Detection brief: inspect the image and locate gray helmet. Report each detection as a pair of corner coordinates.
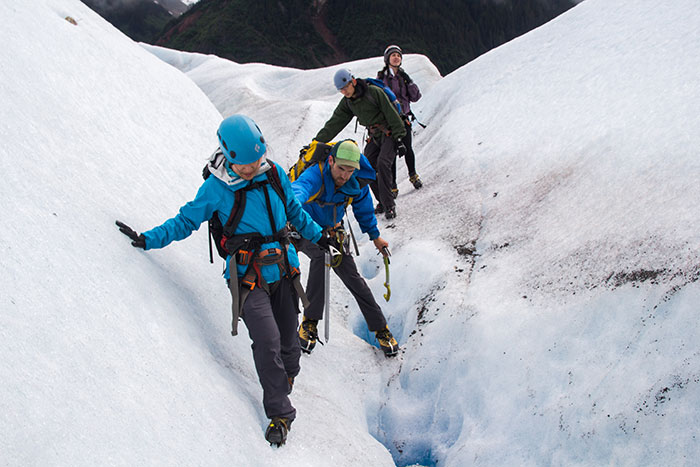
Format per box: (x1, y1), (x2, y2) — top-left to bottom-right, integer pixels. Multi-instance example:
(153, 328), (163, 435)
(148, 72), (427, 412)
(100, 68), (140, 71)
(334, 68), (354, 90)
(383, 44), (403, 65)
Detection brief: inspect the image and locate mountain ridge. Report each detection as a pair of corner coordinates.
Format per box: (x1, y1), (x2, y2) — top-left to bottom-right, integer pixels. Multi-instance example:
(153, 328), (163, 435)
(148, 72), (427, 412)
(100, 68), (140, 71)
(86, 0), (578, 75)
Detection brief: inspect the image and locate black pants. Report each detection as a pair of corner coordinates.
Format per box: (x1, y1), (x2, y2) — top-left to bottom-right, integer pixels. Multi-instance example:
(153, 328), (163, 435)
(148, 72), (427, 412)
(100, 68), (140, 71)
(392, 120), (416, 188)
(364, 134), (398, 210)
(298, 238), (387, 332)
(240, 277), (300, 420)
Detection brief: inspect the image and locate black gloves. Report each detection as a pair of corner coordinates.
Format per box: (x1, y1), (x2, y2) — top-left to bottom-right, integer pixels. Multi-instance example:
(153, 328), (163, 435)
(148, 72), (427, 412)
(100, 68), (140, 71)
(398, 69), (413, 84)
(316, 234), (331, 252)
(396, 139), (408, 158)
(115, 220), (146, 249)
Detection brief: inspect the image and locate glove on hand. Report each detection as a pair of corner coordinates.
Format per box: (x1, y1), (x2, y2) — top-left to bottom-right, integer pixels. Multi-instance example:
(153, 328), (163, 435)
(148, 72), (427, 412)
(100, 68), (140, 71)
(316, 234), (331, 252)
(116, 220), (146, 249)
(396, 139), (408, 158)
(398, 69), (412, 84)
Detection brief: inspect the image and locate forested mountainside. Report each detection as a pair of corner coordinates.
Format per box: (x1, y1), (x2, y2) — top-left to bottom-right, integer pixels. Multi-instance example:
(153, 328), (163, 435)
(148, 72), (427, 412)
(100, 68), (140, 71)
(91, 0), (577, 75)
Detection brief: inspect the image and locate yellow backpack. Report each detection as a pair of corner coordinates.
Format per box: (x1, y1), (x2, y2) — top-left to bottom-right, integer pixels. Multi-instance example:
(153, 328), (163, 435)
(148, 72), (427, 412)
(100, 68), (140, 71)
(288, 140), (358, 207)
(288, 140), (337, 183)
(288, 140), (335, 204)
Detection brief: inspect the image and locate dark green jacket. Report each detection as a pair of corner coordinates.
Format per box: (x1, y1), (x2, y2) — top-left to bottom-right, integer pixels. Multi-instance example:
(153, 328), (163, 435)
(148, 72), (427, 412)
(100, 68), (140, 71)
(314, 79), (406, 143)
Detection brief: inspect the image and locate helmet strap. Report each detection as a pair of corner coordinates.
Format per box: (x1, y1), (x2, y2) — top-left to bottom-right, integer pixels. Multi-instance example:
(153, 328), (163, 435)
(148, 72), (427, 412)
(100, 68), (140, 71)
(224, 159), (237, 178)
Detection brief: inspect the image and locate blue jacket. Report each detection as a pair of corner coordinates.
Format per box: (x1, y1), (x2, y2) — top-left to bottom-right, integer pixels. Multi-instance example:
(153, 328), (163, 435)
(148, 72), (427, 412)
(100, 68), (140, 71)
(142, 160), (323, 282)
(292, 154), (380, 240)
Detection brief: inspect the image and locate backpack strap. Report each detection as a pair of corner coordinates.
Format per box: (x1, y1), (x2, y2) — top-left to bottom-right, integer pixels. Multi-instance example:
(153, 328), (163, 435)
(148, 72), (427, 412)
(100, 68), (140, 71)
(347, 86), (393, 141)
(262, 162), (309, 307)
(222, 188), (247, 241)
(346, 87), (377, 115)
(265, 160), (290, 220)
(303, 162), (353, 212)
(221, 160), (286, 243)
(311, 196), (352, 209)
(223, 161), (310, 336)
(304, 163), (325, 204)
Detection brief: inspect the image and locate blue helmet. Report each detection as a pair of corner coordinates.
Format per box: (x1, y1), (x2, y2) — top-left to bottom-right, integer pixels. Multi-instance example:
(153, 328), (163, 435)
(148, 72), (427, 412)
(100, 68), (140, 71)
(334, 68), (354, 90)
(216, 114), (267, 165)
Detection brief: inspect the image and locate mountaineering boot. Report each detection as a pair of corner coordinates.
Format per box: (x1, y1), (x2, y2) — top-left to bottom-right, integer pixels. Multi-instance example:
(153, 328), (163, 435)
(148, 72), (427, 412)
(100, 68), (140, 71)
(409, 173), (423, 189)
(375, 326), (399, 357)
(265, 417), (292, 446)
(374, 203), (385, 214)
(298, 317), (318, 354)
(385, 207), (397, 220)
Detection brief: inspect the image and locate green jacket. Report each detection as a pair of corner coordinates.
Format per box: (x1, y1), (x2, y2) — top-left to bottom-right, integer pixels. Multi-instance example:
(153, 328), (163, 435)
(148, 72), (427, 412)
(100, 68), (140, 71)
(314, 79), (406, 143)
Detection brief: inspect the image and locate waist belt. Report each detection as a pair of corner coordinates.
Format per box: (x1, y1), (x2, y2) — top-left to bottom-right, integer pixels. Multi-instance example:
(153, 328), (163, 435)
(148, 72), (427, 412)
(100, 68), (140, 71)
(369, 123), (392, 139)
(228, 240), (309, 336)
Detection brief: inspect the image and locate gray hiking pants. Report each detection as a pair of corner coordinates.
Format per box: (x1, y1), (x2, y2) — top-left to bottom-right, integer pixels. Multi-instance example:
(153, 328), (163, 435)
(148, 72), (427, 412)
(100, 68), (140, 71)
(298, 237), (387, 332)
(364, 135), (398, 211)
(240, 277), (300, 420)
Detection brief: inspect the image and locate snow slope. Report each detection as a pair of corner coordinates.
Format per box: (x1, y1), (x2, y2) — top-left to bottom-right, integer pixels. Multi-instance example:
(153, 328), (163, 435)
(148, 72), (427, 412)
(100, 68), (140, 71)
(2, 0), (699, 466)
(1, 2), (392, 466)
(144, 43), (442, 163)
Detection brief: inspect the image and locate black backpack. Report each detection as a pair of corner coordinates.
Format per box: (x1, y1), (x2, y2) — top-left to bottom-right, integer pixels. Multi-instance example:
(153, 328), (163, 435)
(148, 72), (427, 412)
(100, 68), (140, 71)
(202, 153), (286, 262)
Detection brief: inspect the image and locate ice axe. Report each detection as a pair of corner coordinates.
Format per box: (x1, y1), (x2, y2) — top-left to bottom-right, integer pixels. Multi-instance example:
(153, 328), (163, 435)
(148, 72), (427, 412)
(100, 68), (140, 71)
(343, 207), (360, 256)
(407, 111), (427, 129)
(324, 250), (331, 342)
(322, 244), (341, 343)
(382, 247), (391, 302)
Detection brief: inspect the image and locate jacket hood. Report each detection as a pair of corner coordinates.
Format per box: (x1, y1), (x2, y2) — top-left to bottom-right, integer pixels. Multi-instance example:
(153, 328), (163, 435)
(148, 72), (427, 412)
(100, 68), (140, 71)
(206, 149), (271, 189)
(324, 153), (375, 199)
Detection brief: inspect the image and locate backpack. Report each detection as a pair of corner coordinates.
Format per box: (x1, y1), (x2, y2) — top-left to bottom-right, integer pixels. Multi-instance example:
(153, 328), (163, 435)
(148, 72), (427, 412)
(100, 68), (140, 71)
(202, 152), (286, 262)
(363, 77), (403, 116)
(288, 140), (358, 208)
(288, 140), (337, 183)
